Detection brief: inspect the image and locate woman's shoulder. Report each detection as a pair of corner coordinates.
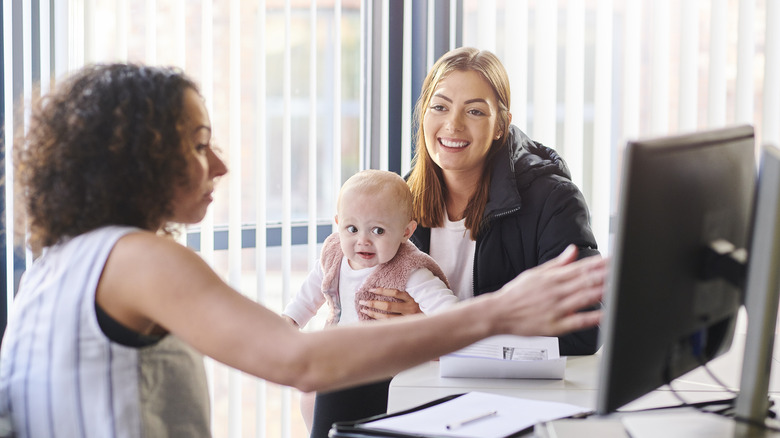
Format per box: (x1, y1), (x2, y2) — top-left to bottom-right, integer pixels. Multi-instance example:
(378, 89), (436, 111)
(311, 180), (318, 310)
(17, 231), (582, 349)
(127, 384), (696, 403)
(110, 228), (192, 259)
(517, 172), (587, 211)
(95, 229), (204, 291)
(505, 129), (572, 190)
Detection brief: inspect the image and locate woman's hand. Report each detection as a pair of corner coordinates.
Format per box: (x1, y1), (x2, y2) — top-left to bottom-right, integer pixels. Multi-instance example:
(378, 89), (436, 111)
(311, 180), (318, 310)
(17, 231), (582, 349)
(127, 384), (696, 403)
(359, 288), (422, 319)
(486, 245), (607, 337)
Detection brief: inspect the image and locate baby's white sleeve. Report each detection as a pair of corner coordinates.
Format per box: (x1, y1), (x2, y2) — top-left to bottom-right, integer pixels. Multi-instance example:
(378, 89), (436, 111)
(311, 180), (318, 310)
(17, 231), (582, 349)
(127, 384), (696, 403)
(405, 268), (459, 314)
(282, 262), (327, 327)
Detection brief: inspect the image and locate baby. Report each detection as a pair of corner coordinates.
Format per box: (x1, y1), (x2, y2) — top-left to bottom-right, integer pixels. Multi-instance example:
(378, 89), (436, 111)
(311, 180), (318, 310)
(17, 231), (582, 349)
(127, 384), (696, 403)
(283, 169), (458, 327)
(282, 169), (458, 431)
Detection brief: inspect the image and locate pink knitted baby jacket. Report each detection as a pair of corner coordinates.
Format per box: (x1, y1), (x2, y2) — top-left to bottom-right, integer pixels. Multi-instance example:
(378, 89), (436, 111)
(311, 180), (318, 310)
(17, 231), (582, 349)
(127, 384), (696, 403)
(319, 233), (450, 324)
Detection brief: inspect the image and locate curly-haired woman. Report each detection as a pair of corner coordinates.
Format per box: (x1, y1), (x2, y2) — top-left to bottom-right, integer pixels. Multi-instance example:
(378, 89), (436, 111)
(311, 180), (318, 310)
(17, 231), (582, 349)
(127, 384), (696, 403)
(0, 63), (605, 438)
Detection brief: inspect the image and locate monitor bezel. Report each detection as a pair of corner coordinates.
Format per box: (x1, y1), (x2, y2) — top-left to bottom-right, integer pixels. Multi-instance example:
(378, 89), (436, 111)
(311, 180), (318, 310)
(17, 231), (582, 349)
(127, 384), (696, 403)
(734, 143), (780, 424)
(596, 124), (756, 415)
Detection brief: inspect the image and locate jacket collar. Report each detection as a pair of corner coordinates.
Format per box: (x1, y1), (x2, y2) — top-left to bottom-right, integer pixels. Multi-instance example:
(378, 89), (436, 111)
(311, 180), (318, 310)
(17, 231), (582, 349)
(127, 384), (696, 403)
(484, 125), (573, 218)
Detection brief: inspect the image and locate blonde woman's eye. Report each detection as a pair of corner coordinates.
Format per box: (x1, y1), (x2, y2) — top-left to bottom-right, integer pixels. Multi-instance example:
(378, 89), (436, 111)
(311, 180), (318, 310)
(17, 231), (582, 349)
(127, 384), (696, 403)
(372, 227), (385, 235)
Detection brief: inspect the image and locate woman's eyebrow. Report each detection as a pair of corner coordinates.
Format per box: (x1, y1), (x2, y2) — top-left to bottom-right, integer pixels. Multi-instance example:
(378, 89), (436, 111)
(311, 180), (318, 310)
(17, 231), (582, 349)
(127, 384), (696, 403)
(193, 126), (212, 141)
(431, 93), (452, 103)
(431, 93), (488, 106)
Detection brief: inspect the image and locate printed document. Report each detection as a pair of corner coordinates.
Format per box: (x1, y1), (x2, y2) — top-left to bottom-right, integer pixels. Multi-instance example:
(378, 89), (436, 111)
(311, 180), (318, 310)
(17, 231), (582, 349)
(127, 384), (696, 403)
(440, 335), (565, 379)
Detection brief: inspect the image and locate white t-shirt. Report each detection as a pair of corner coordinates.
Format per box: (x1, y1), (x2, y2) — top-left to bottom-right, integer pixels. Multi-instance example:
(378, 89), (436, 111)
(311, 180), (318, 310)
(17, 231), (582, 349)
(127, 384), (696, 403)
(337, 259), (376, 323)
(429, 216), (477, 300)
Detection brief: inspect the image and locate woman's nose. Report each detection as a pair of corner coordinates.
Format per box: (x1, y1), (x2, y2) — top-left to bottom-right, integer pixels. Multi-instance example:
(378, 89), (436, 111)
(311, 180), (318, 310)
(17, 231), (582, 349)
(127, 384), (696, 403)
(209, 149), (228, 177)
(446, 112), (464, 132)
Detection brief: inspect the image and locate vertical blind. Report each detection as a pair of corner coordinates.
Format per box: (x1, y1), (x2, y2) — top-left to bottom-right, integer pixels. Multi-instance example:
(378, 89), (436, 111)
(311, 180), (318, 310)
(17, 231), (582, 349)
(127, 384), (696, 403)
(3, 1), (779, 437)
(459, 0), (779, 251)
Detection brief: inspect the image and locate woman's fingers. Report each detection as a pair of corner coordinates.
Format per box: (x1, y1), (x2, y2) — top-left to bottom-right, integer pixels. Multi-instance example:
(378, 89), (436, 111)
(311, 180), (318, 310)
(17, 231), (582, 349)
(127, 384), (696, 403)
(537, 244), (579, 271)
(359, 288), (423, 319)
(554, 308), (604, 333)
(553, 281), (605, 320)
(495, 254), (607, 337)
(549, 257), (607, 314)
(540, 256), (607, 302)
(359, 307), (395, 320)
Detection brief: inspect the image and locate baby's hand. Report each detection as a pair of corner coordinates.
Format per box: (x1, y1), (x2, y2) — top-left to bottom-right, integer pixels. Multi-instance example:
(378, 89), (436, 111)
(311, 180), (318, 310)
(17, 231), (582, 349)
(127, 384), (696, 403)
(281, 314), (300, 327)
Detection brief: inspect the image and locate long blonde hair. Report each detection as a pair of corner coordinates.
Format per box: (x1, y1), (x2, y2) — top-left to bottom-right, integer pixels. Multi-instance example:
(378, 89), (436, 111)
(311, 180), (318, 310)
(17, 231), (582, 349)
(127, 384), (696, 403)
(407, 47), (512, 239)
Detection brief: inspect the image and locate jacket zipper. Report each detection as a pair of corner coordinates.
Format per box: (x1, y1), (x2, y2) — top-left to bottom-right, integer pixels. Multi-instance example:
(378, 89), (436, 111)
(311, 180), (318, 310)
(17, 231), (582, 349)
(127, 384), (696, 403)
(473, 206), (523, 295)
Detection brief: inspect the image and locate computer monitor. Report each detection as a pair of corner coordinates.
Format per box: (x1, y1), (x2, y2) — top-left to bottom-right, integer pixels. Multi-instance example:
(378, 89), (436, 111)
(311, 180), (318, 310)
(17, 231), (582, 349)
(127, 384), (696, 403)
(596, 125), (757, 415)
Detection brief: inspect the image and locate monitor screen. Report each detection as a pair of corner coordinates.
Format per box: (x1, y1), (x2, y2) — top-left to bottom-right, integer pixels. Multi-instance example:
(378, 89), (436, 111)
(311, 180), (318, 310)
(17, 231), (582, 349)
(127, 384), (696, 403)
(596, 125), (756, 414)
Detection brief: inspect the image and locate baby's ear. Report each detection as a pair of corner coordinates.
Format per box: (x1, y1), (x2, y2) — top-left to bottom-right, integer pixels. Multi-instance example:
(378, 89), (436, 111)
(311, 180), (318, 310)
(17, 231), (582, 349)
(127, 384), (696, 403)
(334, 214), (339, 225)
(403, 220), (417, 239)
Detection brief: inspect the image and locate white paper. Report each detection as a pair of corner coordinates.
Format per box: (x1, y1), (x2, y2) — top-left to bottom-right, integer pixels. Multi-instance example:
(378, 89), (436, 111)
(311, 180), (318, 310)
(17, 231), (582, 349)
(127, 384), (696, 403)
(440, 335), (566, 379)
(621, 412), (737, 438)
(360, 391), (590, 438)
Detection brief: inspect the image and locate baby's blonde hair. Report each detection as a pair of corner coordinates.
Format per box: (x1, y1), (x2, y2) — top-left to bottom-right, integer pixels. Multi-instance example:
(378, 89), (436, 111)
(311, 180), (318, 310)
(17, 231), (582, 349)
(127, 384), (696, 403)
(337, 169), (413, 221)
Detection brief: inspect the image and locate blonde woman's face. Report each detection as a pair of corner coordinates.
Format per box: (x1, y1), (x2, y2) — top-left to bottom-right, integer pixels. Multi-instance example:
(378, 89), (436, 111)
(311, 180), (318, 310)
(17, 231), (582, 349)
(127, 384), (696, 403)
(422, 70), (502, 179)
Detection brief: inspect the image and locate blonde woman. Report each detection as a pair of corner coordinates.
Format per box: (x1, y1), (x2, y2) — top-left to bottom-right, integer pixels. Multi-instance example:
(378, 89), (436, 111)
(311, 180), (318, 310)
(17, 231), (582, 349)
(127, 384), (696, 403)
(312, 47), (601, 437)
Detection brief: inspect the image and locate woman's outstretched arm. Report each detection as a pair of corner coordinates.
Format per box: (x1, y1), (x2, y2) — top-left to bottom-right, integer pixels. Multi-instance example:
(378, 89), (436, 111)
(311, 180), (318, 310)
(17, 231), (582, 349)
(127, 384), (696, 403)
(98, 232), (605, 393)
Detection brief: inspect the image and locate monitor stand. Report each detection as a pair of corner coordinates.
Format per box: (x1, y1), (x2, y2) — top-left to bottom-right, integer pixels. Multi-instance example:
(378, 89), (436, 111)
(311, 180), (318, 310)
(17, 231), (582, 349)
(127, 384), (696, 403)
(733, 145), (780, 432)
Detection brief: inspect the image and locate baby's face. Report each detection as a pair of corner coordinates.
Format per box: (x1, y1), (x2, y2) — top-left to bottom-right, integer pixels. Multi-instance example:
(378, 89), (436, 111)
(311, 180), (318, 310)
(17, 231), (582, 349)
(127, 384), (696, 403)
(336, 188), (413, 270)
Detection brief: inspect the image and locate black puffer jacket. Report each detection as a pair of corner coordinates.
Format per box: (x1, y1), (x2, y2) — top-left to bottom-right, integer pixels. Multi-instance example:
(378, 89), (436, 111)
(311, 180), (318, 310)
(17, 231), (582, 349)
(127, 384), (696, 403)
(410, 125), (601, 355)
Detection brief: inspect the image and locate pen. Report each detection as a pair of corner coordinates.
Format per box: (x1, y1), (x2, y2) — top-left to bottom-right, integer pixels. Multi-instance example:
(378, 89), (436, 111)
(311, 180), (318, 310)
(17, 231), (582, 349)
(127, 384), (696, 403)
(445, 410), (499, 430)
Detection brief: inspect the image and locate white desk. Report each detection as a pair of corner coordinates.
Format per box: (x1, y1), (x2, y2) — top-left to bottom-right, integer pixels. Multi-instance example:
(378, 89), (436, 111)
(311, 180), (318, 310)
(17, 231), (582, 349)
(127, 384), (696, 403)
(387, 334), (780, 437)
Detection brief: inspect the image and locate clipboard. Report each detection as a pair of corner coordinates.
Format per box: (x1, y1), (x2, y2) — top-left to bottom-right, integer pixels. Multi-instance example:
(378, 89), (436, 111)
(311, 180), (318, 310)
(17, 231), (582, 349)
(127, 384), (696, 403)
(328, 392), (569, 438)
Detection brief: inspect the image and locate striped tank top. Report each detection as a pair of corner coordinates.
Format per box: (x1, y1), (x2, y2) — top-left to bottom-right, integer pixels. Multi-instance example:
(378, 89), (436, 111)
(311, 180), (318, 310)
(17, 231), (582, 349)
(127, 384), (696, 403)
(0, 226), (210, 437)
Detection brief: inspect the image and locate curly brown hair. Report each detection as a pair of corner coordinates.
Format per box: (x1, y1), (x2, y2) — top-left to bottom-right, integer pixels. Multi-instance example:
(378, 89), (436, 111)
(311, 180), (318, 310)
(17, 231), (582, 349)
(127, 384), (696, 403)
(15, 63), (200, 252)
